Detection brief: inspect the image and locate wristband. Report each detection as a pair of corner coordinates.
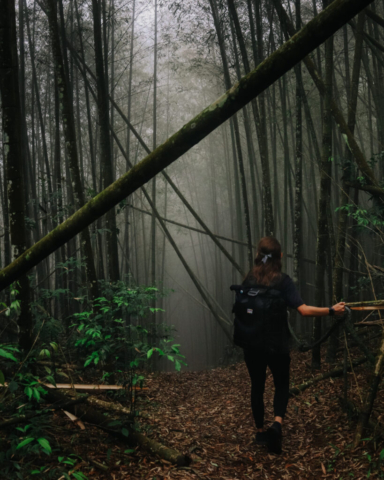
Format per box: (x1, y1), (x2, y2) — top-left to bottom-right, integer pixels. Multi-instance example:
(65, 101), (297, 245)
(329, 306), (335, 316)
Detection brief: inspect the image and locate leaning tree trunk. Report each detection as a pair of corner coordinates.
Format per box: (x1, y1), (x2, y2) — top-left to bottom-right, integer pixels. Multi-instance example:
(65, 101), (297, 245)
(312, 0), (334, 370)
(0, 0), (377, 292)
(0, 0), (33, 352)
(70, 44), (246, 278)
(44, 0), (99, 301)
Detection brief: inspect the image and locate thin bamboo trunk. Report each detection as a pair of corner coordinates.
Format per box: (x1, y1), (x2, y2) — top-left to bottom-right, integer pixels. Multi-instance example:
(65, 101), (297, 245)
(44, 0), (99, 301)
(312, 0), (334, 370)
(0, 0), (376, 290)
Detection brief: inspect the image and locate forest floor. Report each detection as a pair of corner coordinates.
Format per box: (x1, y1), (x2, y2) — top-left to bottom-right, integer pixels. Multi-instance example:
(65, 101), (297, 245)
(37, 343), (384, 479)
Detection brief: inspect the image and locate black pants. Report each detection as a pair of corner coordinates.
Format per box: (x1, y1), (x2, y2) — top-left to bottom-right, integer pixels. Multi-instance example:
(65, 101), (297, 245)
(244, 349), (291, 429)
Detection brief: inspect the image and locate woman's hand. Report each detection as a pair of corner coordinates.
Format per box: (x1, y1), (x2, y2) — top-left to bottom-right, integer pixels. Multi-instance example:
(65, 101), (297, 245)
(332, 302), (346, 316)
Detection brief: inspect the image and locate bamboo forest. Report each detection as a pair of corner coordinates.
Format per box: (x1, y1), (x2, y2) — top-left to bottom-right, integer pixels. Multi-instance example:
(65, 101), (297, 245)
(1, 0), (384, 477)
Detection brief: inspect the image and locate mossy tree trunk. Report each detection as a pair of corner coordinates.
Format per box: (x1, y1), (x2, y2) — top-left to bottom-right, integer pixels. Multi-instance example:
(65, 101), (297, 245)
(70, 42), (246, 278)
(0, 0), (376, 291)
(0, 0), (33, 352)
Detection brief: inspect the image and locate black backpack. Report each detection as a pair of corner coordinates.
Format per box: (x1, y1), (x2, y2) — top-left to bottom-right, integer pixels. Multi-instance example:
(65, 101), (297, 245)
(230, 278), (290, 353)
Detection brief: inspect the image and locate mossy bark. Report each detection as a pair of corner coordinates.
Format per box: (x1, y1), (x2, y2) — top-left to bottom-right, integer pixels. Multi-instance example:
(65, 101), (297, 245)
(0, 0), (376, 291)
(0, 0), (33, 351)
(70, 42), (245, 278)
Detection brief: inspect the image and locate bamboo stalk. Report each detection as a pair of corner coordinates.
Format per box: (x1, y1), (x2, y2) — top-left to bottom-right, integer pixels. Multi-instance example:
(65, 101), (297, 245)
(0, 0), (376, 291)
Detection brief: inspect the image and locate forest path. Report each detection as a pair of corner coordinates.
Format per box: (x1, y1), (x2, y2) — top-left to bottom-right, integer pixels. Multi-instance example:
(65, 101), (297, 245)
(136, 350), (382, 479)
(58, 350), (383, 479)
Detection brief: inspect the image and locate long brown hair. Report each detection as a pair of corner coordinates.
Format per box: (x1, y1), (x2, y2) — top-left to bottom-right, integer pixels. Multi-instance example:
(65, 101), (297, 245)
(246, 237), (282, 286)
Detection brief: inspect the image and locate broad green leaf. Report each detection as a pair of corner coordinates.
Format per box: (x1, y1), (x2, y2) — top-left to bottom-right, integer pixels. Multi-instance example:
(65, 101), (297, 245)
(108, 420), (122, 427)
(25, 386), (33, 400)
(121, 428), (129, 437)
(33, 388), (41, 402)
(16, 437), (35, 449)
(37, 438), (52, 454)
(147, 349), (154, 359)
(72, 473), (88, 480)
(0, 348), (17, 362)
(84, 358), (92, 367)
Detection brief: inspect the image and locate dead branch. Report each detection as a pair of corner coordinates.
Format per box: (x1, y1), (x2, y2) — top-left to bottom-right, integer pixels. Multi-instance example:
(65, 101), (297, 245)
(289, 356), (368, 397)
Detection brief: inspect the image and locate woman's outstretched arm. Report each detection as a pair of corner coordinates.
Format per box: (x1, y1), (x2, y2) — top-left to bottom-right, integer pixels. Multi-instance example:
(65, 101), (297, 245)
(297, 302), (345, 317)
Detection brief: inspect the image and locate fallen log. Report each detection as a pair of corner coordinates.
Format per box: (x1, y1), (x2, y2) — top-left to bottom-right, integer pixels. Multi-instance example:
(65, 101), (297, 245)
(289, 356), (368, 397)
(45, 388), (191, 467)
(65, 390), (133, 416)
(66, 390), (152, 419)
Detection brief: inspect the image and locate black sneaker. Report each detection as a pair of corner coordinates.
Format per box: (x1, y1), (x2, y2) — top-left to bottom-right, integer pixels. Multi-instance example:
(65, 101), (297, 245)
(254, 431), (267, 445)
(266, 422), (282, 454)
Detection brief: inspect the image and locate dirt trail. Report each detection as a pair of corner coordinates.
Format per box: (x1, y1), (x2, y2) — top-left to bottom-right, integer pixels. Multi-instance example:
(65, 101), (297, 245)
(55, 349), (384, 479)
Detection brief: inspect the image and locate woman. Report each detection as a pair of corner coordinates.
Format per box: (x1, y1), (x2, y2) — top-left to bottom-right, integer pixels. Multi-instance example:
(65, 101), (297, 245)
(239, 237), (345, 454)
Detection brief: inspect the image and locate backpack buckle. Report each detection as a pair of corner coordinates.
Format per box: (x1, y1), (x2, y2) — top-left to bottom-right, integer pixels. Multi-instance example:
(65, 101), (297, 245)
(247, 289), (259, 297)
